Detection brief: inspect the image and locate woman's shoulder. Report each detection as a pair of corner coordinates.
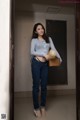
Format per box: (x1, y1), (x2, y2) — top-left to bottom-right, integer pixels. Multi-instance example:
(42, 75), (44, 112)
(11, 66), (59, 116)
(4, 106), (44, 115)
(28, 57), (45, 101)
(48, 36), (51, 39)
(31, 38), (37, 42)
(48, 36), (53, 42)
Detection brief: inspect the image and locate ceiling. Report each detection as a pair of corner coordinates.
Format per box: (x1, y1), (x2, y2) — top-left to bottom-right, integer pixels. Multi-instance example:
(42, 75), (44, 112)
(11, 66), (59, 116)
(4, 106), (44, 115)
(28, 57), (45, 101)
(15, 0), (76, 14)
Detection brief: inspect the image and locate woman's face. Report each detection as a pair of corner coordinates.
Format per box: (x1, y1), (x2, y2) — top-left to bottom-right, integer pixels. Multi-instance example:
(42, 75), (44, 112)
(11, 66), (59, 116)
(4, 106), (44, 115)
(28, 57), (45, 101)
(35, 25), (44, 36)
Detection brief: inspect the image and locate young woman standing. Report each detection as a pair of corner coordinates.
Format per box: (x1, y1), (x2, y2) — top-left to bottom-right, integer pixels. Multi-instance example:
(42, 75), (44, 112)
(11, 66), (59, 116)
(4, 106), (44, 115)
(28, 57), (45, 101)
(30, 23), (62, 117)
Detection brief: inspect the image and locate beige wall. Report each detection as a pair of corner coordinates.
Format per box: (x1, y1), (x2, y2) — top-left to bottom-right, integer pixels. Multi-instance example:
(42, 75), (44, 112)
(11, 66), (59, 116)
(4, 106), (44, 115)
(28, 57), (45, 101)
(14, 11), (76, 92)
(0, 0), (10, 119)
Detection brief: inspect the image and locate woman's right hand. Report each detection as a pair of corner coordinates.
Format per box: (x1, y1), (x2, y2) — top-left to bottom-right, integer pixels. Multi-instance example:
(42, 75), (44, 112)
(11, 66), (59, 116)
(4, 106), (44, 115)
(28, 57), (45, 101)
(35, 56), (47, 62)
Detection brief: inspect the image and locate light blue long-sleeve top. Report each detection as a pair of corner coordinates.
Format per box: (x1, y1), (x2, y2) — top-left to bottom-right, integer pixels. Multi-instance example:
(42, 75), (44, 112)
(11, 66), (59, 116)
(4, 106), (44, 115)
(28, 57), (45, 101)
(30, 37), (62, 62)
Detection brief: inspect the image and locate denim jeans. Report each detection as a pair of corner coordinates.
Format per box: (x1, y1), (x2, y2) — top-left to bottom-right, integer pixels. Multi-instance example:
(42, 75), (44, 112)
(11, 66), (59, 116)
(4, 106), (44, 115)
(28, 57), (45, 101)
(31, 57), (48, 110)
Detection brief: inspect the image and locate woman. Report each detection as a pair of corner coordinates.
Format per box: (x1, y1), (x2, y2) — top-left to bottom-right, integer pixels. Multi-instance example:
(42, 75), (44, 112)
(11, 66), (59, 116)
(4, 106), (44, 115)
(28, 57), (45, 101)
(30, 23), (62, 117)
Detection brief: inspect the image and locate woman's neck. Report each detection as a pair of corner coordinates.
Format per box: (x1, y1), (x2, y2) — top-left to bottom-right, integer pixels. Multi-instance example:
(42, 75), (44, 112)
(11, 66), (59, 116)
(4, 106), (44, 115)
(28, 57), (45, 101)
(38, 36), (43, 40)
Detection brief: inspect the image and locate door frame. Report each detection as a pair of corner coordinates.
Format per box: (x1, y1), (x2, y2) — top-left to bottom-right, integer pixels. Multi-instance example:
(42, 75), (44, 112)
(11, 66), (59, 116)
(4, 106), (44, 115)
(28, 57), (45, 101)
(75, 3), (80, 120)
(9, 0), (15, 120)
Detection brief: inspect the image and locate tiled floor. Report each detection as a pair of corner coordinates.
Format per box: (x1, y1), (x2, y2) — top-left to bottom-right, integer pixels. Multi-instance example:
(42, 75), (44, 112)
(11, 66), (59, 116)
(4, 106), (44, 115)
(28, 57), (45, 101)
(14, 95), (76, 120)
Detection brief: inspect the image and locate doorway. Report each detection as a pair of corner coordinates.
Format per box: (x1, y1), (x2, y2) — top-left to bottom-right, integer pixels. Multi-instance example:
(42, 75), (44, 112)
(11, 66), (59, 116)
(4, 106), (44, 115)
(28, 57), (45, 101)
(10, 0), (77, 120)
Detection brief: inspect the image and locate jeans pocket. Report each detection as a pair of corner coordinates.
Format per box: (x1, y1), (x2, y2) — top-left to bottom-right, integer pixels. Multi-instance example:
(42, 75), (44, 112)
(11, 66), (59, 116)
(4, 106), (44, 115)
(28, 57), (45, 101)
(31, 57), (38, 65)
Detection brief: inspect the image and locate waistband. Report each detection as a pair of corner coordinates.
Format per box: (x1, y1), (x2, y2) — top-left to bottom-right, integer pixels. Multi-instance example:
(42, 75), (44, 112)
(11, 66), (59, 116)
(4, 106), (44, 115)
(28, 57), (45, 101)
(33, 57), (48, 63)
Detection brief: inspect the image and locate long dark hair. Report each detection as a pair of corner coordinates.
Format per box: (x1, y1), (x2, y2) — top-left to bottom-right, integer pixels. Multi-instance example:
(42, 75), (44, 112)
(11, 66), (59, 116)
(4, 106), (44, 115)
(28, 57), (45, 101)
(31, 23), (49, 43)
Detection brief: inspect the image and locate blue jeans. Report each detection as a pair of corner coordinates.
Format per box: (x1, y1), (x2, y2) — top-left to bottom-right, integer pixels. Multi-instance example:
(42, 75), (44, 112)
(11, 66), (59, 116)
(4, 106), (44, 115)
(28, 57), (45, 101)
(31, 57), (48, 110)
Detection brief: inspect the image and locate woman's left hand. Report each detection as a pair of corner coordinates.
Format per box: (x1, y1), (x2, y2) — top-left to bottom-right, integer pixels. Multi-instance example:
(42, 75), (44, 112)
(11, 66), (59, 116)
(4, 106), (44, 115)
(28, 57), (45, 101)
(44, 54), (50, 60)
(44, 52), (56, 61)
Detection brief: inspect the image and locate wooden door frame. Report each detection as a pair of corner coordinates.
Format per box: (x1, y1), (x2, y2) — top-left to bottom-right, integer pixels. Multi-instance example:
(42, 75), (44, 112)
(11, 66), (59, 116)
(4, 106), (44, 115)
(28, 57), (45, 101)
(9, 0), (15, 120)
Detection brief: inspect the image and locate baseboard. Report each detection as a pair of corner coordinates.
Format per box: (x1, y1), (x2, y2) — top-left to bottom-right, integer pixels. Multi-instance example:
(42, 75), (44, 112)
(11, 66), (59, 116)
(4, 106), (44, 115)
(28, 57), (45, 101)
(14, 89), (76, 98)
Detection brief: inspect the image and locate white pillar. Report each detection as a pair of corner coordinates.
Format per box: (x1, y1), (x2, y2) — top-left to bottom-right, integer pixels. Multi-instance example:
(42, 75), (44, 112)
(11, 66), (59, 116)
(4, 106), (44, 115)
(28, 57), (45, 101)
(0, 0), (10, 120)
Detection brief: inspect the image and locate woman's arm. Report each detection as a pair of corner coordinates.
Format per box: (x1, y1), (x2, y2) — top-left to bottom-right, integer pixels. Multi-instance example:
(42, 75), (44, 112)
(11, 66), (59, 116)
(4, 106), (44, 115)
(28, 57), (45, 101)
(49, 37), (62, 62)
(30, 39), (45, 57)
